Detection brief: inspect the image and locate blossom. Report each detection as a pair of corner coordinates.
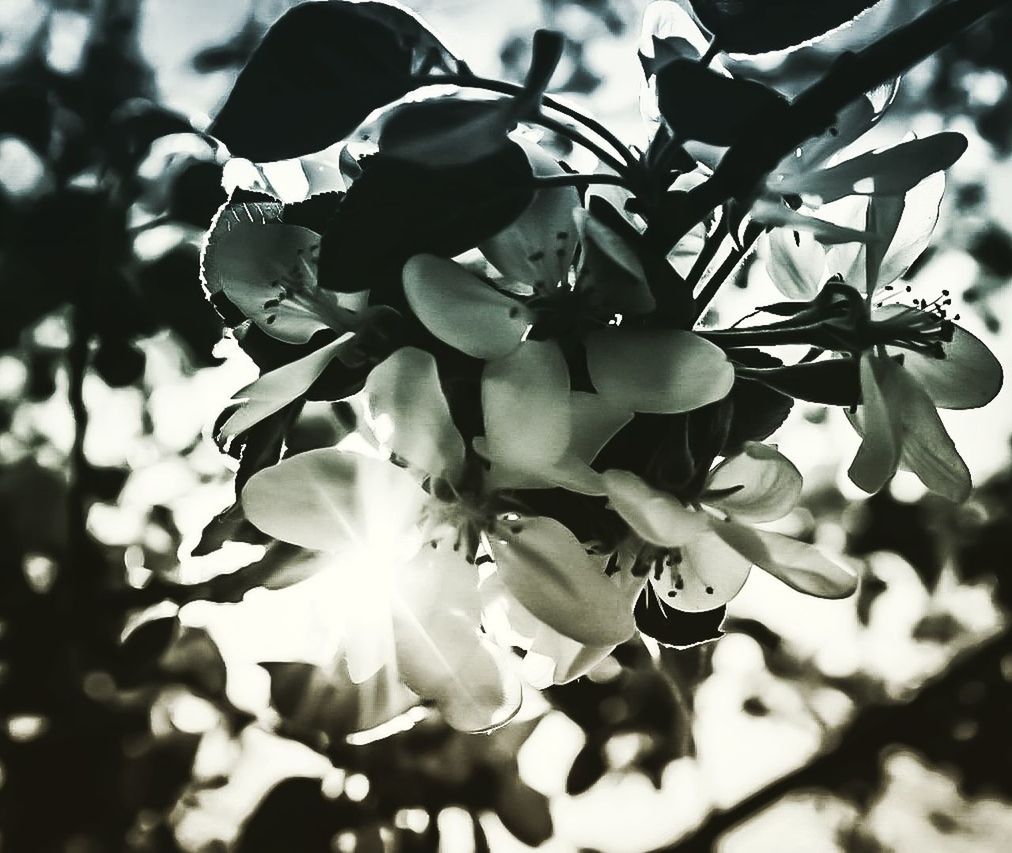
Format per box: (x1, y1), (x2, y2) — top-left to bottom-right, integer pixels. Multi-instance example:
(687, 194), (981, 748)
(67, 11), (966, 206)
(766, 172), (1002, 500)
(603, 442), (857, 612)
(201, 202), (387, 441)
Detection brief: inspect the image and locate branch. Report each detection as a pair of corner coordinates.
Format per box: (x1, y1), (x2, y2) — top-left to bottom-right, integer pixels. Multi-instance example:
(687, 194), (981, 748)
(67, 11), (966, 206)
(651, 628), (1012, 853)
(657, 0), (1012, 249)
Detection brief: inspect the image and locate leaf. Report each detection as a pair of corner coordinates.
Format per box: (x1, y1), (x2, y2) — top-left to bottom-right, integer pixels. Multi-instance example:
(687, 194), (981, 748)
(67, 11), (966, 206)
(739, 358), (861, 406)
(655, 60), (787, 146)
(316, 148), (534, 295)
(751, 200), (873, 244)
(494, 777), (554, 847)
(566, 743), (607, 795)
(209, 0), (465, 162)
(634, 586), (725, 648)
(690, 0), (884, 54)
(377, 30), (565, 168)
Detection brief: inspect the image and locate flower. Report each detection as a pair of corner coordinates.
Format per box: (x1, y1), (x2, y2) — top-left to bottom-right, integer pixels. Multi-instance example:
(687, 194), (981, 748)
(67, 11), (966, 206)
(241, 440), (523, 734)
(766, 172), (1002, 500)
(201, 201), (395, 442)
(399, 137), (736, 416)
(603, 442), (857, 612)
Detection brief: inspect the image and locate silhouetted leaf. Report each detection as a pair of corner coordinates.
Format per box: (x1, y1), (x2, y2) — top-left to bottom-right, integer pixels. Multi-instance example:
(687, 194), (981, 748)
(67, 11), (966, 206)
(690, 0), (884, 54)
(566, 742), (607, 795)
(635, 586), (726, 648)
(656, 60), (787, 146)
(210, 0), (465, 161)
(316, 147), (534, 295)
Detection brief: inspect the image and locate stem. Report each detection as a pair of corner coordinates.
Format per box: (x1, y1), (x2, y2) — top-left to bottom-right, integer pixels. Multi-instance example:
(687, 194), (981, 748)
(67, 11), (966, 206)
(67, 286), (93, 586)
(700, 38), (720, 67)
(664, 0), (1010, 249)
(422, 73), (636, 169)
(685, 214), (726, 292)
(698, 324), (824, 348)
(692, 227), (763, 322)
(529, 112), (631, 176)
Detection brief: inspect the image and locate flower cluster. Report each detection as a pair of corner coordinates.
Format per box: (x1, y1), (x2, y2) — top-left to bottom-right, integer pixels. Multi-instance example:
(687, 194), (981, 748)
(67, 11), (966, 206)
(199, 0), (1003, 732)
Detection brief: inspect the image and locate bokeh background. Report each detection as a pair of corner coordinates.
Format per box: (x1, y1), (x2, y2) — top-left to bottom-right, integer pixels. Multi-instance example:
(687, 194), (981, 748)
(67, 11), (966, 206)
(1, 0), (1011, 851)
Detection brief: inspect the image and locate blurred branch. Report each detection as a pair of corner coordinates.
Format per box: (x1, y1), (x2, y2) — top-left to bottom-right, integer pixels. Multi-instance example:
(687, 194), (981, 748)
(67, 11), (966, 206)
(652, 628), (1012, 853)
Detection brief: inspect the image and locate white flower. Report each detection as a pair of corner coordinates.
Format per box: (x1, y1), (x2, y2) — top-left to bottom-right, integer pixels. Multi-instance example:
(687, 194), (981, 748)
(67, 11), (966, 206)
(603, 442), (857, 611)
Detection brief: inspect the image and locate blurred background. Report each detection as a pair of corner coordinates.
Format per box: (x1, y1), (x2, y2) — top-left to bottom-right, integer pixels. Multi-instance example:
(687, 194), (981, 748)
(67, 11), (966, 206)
(0, 0), (1011, 850)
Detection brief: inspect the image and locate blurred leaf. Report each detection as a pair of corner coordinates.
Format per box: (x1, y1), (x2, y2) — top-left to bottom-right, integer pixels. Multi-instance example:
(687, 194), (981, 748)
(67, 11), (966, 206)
(235, 777), (352, 853)
(209, 1), (465, 162)
(566, 741), (607, 795)
(656, 61), (787, 146)
(494, 776), (553, 846)
(690, 0), (884, 54)
(117, 616), (180, 684)
(167, 159), (225, 227)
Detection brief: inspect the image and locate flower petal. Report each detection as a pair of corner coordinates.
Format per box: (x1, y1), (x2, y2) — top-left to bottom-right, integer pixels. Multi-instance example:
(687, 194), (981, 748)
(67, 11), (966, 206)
(848, 353), (902, 495)
(712, 523), (857, 599)
(899, 321), (1003, 410)
(705, 442), (802, 523)
(892, 367), (972, 502)
(363, 347), (466, 482)
(403, 254), (532, 359)
(586, 329), (734, 414)
(774, 133), (967, 204)
(480, 138), (579, 288)
(210, 218), (353, 343)
(650, 530), (752, 612)
(603, 469), (709, 546)
(482, 340), (572, 470)
(242, 449), (424, 552)
(220, 336), (349, 441)
(394, 542), (522, 733)
(490, 516), (637, 646)
(765, 227), (826, 301)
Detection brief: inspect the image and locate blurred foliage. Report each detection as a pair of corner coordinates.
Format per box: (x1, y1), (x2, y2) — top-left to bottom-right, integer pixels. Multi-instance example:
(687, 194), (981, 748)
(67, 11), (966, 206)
(0, 1), (1010, 852)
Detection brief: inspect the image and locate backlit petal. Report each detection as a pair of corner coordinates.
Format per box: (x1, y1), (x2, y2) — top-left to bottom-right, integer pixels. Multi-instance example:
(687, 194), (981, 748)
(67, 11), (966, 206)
(893, 368), (972, 502)
(602, 469), (709, 546)
(210, 218), (353, 342)
(393, 542), (522, 733)
(482, 340), (572, 470)
(403, 254), (532, 359)
(490, 516), (637, 647)
(899, 321), (1003, 410)
(242, 449), (424, 552)
(586, 329), (734, 414)
(765, 227), (826, 301)
(364, 347), (466, 482)
(713, 523), (857, 599)
(649, 529), (752, 612)
(220, 336), (349, 441)
(705, 442), (802, 523)
(480, 138), (579, 288)
(848, 353), (901, 494)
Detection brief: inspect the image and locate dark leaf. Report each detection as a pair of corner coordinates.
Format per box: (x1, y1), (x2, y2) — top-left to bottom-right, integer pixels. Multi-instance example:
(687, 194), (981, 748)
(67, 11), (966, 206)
(191, 500), (270, 557)
(118, 617), (180, 681)
(167, 159), (226, 227)
(635, 585), (726, 648)
(316, 147), (534, 295)
(494, 777), (553, 847)
(690, 0), (884, 54)
(740, 357), (861, 406)
(107, 98), (196, 166)
(566, 742), (607, 795)
(656, 60), (788, 146)
(234, 777), (349, 853)
(210, 0), (465, 162)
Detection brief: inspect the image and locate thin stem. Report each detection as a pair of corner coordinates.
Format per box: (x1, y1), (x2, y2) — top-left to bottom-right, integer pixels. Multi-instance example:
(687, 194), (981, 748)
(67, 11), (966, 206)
(698, 323), (824, 348)
(700, 38), (720, 67)
(533, 112), (631, 176)
(685, 214), (726, 292)
(692, 227), (763, 322)
(422, 72), (637, 168)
